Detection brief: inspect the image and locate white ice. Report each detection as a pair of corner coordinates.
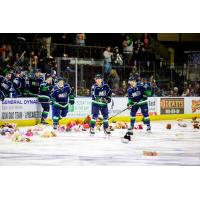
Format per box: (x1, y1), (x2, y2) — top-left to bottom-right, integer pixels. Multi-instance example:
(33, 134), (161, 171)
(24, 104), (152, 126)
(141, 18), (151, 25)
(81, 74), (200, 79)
(0, 120), (200, 166)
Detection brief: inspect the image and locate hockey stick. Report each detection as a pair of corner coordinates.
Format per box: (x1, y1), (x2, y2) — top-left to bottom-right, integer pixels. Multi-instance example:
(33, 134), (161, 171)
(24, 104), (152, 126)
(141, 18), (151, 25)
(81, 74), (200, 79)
(13, 51), (26, 67)
(108, 107), (129, 121)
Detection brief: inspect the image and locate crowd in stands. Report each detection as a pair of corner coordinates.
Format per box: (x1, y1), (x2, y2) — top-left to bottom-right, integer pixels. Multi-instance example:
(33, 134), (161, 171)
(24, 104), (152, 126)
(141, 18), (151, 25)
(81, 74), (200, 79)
(0, 34), (199, 99)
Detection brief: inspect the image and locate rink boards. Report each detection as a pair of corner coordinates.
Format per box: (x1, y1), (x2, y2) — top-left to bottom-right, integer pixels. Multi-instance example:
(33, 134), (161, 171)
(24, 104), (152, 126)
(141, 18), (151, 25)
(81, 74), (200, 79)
(0, 97), (200, 126)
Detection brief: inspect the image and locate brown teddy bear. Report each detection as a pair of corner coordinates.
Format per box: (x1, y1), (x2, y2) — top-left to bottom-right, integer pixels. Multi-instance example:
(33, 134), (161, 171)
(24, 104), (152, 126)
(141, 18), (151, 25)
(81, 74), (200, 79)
(166, 124), (172, 129)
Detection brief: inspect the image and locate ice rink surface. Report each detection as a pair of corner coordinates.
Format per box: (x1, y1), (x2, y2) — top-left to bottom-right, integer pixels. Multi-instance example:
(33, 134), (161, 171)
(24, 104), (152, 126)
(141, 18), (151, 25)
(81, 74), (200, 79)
(0, 120), (200, 166)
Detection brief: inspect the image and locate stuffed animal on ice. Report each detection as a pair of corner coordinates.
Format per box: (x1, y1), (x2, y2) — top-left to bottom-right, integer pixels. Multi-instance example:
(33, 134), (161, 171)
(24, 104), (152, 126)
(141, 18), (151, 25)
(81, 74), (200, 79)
(143, 151), (158, 156)
(41, 130), (57, 138)
(114, 121), (128, 129)
(166, 123), (172, 129)
(11, 131), (31, 142)
(133, 124), (143, 130)
(193, 123), (200, 129)
(25, 129), (33, 137)
(32, 124), (46, 135)
(191, 116), (199, 124)
(177, 118), (187, 128)
(83, 115), (91, 125)
(0, 123), (17, 135)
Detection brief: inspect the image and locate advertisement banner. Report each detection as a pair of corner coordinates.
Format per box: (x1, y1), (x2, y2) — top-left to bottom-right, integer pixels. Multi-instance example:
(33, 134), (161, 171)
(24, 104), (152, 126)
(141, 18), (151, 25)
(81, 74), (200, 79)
(1, 98), (42, 120)
(0, 97), (159, 121)
(160, 98), (184, 114)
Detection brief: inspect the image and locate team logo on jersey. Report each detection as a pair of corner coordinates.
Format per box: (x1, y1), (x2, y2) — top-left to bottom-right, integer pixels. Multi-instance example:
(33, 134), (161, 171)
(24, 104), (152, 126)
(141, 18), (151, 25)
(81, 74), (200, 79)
(132, 91), (141, 97)
(13, 79), (20, 85)
(1, 83), (9, 90)
(99, 91), (106, 96)
(58, 93), (67, 98)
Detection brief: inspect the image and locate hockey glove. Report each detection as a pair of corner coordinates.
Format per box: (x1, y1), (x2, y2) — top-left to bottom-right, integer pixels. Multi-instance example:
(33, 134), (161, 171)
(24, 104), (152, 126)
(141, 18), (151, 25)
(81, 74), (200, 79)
(69, 99), (75, 105)
(106, 97), (111, 103)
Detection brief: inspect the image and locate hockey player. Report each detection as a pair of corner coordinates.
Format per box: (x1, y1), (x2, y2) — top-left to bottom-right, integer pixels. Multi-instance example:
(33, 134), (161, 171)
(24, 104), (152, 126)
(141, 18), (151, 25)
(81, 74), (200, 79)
(0, 72), (15, 98)
(12, 69), (23, 97)
(0, 75), (5, 101)
(126, 76), (151, 136)
(90, 74), (112, 135)
(38, 74), (53, 124)
(29, 69), (44, 96)
(51, 78), (75, 129)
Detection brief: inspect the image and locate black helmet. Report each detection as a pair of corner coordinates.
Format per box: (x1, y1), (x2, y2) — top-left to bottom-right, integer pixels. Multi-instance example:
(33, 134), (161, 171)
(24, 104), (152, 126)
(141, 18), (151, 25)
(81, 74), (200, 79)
(95, 74), (103, 79)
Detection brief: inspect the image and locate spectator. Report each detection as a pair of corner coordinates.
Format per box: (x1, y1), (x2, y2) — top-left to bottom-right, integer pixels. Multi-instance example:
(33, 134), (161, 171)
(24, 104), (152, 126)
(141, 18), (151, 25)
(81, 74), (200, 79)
(112, 46), (123, 77)
(76, 33), (86, 46)
(122, 35), (133, 65)
(194, 82), (200, 96)
(108, 69), (120, 89)
(134, 37), (144, 62)
(13, 53), (23, 67)
(38, 44), (48, 73)
(112, 46), (123, 66)
(182, 88), (191, 97)
(142, 33), (151, 51)
(103, 46), (113, 81)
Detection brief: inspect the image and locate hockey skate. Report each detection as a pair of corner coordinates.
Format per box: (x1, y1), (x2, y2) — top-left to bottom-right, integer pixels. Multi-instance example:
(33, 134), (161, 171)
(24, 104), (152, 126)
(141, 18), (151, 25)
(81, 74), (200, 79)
(146, 125), (151, 133)
(90, 127), (95, 135)
(41, 119), (49, 125)
(126, 127), (133, 135)
(104, 128), (111, 135)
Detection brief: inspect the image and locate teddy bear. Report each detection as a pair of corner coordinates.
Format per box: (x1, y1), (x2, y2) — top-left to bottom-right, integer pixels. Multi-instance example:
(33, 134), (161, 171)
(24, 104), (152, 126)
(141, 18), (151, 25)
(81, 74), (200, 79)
(41, 130), (57, 138)
(166, 124), (172, 129)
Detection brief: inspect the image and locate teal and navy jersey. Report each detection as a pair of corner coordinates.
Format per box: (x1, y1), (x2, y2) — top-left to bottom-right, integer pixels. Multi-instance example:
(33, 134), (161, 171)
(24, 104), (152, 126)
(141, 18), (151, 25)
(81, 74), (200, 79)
(127, 85), (151, 106)
(29, 76), (44, 95)
(51, 84), (74, 107)
(0, 79), (13, 97)
(38, 82), (53, 102)
(91, 82), (112, 106)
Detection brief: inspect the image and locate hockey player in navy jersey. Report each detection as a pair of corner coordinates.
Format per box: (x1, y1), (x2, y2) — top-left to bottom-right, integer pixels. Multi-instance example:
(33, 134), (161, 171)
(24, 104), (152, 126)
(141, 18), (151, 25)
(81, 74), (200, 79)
(90, 74), (112, 135)
(0, 72), (15, 98)
(126, 76), (151, 136)
(29, 69), (44, 96)
(38, 74), (53, 124)
(51, 78), (75, 129)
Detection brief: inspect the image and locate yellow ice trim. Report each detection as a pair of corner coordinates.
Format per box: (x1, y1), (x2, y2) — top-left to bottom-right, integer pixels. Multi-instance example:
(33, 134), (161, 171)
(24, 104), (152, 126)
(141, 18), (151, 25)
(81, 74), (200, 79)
(1, 114), (200, 127)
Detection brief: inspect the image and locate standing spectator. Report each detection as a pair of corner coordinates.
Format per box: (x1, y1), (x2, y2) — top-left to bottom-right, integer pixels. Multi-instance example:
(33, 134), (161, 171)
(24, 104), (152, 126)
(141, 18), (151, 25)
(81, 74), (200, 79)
(194, 82), (200, 96)
(134, 37), (144, 63)
(122, 35), (133, 65)
(142, 33), (151, 51)
(13, 53), (23, 67)
(112, 47), (123, 66)
(38, 44), (48, 73)
(76, 33), (86, 46)
(112, 46), (123, 77)
(103, 46), (113, 81)
(108, 69), (120, 89)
